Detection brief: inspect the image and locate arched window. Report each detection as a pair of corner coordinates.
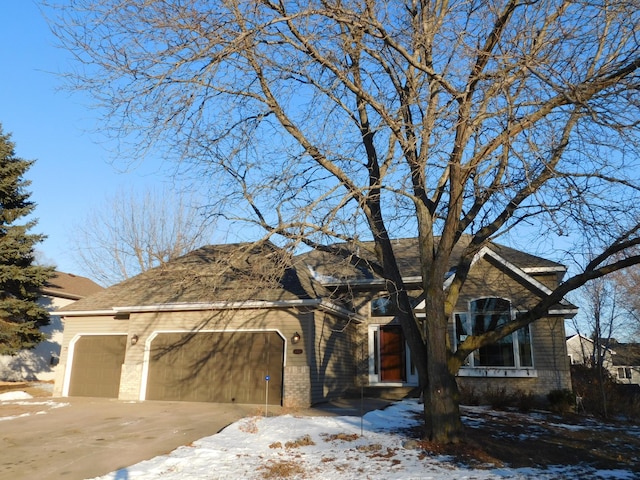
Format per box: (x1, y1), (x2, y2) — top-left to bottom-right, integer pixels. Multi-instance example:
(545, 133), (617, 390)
(455, 298), (533, 368)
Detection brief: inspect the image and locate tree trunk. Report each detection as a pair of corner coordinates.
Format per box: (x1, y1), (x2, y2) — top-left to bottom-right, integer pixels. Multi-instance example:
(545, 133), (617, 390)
(422, 285), (464, 443)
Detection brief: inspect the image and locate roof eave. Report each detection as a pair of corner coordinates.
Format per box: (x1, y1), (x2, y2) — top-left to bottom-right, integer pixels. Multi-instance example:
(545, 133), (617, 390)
(548, 307), (579, 318)
(59, 299), (363, 323)
(56, 309), (119, 317)
(41, 289), (84, 301)
(319, 276), (423, 288)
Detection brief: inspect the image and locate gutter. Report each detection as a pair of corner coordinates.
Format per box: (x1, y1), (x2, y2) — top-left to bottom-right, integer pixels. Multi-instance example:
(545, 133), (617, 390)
(57, 299), (364, 323)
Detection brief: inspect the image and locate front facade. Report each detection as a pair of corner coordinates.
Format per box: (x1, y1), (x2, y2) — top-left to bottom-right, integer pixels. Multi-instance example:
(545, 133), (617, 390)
(54, 240), (576, 406)
(308, 241), (576, 400)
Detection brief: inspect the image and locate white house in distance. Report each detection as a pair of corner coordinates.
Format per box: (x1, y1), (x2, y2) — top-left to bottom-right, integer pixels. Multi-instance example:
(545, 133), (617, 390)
(0, 272), (103, 382)
(566, 333), (640, 386)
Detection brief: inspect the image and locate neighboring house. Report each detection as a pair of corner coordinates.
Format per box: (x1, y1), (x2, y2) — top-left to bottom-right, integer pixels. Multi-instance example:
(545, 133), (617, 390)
(53, 239), (577, 407)
(0, 272), (104, 382)
(608, 340), (640, 385)
(566, 334), (614, 368)
(566, 334), (640, 386)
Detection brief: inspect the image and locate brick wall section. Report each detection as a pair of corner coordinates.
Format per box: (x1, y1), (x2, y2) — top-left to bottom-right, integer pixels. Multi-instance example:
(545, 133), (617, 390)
(283, 365), (311, 407)
(458, 368), (572, 400)
(118, 363), (142, 401)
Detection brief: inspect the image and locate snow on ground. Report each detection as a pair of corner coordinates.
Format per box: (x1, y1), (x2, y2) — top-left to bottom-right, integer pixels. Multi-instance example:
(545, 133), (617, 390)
(0, 390), (68, 421)
(0, 390), (33, 401)
(91, 400), (637, 480)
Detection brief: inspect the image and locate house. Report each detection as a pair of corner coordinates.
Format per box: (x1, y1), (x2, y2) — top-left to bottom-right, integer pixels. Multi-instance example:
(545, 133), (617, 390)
(566, 334), (613, 368)
(566, 334), (640, 386)
(608, 340), (640, 385)
(566, 333), (611, 368)
(0, 272), (103, 382)
(53, 239), (577, 407)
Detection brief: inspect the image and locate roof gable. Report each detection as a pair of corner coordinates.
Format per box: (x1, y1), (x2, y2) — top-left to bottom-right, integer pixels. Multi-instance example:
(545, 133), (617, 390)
(300, 237), (566, 285)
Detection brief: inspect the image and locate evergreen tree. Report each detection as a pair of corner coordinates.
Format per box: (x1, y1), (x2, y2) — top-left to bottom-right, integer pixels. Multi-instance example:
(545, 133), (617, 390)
(0, 125), (54, 355)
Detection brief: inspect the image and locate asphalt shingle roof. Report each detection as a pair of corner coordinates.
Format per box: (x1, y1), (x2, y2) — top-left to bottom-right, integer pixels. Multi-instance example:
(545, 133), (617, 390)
(60, 242), (328, 312)
(59, 238), (567, 313)
(610, 341), (640, 367)
(42, 272), (104, 300)
(299, 237), (564, 281)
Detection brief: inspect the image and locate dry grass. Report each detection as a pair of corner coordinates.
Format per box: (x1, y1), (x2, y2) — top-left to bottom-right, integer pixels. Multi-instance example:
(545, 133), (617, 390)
(402, 407), (640, 473)
(355, 443), (382, 453)
(284, 434), (315, 449)
(258, 460), (305, 479)
(238, 416), (260, 434)
(0, 381), (53, 398)
(321, 432), (359, 442)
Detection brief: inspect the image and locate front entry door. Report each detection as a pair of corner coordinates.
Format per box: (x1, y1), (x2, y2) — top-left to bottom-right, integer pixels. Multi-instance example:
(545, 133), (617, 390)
(379, 325), (405, 382)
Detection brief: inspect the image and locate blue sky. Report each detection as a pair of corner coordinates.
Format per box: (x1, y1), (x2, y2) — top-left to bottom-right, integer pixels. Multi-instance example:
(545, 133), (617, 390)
(0, 2), (626, 337)
(1, 1), (169, 276)
(0, 3), (580, 278)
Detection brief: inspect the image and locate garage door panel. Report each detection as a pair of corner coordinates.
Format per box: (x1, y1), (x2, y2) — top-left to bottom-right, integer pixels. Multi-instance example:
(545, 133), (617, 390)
(146, 331), (283, 404)
(69, 335), (127, 398)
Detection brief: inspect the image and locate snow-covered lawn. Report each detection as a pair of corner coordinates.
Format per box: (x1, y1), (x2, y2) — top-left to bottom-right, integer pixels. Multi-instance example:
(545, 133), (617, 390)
(87, 399), (638, 480)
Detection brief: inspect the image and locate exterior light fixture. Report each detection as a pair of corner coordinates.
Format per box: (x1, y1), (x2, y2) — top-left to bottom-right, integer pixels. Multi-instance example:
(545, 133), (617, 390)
(131, 334), (139, 346)
(291, 332), (301, 344)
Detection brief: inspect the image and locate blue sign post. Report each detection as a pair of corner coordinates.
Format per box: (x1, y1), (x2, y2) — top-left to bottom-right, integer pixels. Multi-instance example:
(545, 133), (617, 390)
(265, 375), (270, 417)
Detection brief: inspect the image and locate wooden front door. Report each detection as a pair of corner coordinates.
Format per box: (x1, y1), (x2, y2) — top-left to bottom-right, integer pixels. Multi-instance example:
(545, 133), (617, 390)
(379, 325), (405, 382)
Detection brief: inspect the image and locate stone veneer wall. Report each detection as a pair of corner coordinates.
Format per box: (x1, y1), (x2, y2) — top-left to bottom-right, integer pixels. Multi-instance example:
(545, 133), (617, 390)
(283, 365), (311, 408)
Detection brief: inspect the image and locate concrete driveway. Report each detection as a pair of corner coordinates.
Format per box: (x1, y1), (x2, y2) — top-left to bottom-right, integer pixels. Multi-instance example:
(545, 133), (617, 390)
(0, 395), (392, 480)
(0, 396), (263, 480)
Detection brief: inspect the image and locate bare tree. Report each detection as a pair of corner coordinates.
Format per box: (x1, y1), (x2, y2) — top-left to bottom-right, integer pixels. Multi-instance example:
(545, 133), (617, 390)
(610, 265), (640, 339)
(48, 0), (640, 442)
(71, 187), (214, 285)
(573, 276), (626, 417)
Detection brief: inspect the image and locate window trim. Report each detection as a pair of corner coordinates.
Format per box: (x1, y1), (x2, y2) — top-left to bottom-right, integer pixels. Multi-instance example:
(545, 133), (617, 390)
(618, 367), (632, 379)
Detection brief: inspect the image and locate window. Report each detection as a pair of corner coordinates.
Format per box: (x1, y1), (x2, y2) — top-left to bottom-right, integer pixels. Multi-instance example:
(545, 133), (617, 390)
(455, 298), (533, 368)
(618, 367), (632, 379)
(371, 296), (399, 317)
(371, 294), (419, 317)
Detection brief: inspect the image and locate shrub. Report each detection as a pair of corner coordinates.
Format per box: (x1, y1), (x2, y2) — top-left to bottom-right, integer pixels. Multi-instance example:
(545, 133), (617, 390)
(512, 390), (538, 412)
(547, 389), (575, 414)
(485, 387), (513, 410)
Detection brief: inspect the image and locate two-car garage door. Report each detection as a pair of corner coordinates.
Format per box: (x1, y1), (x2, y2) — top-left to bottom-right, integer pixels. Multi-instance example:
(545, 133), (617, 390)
(67, 331), (284, 405)
(146, 331), (284, 404)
